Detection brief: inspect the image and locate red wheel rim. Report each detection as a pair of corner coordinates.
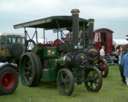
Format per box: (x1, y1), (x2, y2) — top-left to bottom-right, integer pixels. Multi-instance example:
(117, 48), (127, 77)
(0, 73), (16, 91)
(99, 62), (107, 71)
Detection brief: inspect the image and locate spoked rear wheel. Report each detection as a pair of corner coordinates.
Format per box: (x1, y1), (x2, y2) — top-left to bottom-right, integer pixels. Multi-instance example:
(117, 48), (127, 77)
(85, 67), (102, 92)
(57, 68), (74, 96)
(0, 64), (18, 95)
(20, 52), (42, 86)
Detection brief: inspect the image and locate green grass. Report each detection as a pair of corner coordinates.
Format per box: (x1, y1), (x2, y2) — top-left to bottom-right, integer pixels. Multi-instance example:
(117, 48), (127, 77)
(1, 65), (128, 102)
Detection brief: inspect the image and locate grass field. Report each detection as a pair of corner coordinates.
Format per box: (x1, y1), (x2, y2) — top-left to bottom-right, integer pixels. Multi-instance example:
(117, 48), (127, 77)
(1, 65), (128, 102)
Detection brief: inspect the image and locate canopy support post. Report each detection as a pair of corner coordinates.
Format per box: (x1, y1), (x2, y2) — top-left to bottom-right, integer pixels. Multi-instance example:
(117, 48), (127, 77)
(24, 27), (29, 48)
(43, 29), (45, 44)
(24, 27), (39, 45)
(35, 28), (38, 43)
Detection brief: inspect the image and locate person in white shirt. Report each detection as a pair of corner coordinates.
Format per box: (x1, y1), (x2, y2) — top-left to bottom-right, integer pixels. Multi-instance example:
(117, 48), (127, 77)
(100, 46), (105, 57)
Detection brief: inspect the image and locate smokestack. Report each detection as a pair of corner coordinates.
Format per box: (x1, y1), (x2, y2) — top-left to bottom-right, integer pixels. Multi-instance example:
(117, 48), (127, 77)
(87, 19), (94, 45)
(71, 9), (80, 47)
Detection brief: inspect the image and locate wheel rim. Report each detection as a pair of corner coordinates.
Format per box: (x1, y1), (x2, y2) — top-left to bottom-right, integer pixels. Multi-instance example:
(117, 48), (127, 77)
(57, 69), (74, 95)
(22, 56), (33, 84)
(99, 61), (108, 77)
(86, 69), (101, 91)
(58, 71), (70, 93)
(1, 73), (16, 91)
(99, 61), (107, 71)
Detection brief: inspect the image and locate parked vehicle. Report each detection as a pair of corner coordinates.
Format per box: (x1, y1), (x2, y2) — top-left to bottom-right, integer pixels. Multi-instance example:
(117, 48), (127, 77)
(0, 34), (23, 95)
(14, 9), (103, 96)
(0, 34), (25, 63)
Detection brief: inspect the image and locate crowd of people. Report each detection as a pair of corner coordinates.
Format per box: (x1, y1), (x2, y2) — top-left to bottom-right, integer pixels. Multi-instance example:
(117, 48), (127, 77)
(117, 45), (128, 85)
(100, 45), (128, 85)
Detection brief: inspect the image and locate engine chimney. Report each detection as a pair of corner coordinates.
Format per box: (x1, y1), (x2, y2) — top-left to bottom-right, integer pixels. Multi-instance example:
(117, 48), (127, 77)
(87, 19), (94, 45)
(71, 9), (80, 48)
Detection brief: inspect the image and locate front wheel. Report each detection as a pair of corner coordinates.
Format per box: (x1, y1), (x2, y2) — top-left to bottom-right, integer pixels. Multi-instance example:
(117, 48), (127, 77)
(0, 64), (18, 95)
(84, 66), (102, 92)
(57, 68), (74, 96)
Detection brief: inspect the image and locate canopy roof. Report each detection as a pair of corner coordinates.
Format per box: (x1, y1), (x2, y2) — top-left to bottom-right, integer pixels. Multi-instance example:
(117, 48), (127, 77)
(94, 28), (113, 33)
(14, 16), (88, 29)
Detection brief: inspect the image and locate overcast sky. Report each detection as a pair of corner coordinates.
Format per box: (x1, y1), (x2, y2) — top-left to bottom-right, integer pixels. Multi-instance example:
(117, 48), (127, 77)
(0, 0), (128, 39)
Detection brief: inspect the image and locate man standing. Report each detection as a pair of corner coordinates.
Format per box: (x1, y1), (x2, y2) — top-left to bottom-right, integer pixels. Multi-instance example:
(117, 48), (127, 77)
(121, 46), (128, 85)
(100, 46), (105, 58)
(118, 46), (126, 84)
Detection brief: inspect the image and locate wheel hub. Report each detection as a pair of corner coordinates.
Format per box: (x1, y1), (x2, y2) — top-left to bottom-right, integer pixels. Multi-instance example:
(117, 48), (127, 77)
(1, 73), (16, 91)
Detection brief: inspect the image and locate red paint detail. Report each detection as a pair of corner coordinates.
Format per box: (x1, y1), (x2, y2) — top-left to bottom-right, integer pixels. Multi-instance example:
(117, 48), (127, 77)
(53, 39), (64, 47)
(99, 62), (107, 71)
(1, 73), (16, 91)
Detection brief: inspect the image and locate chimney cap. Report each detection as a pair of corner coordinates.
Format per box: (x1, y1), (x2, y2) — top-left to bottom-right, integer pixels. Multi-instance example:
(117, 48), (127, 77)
(71, 9), (80, 15)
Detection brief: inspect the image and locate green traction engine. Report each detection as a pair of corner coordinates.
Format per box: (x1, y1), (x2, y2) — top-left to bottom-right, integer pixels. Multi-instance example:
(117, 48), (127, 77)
(14, 9), (103, 96)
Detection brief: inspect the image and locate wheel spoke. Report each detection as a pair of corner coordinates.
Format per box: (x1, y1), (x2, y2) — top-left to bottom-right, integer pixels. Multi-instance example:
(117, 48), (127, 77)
(60, 72), (65, 81)
(57, 69), (74, 96)
(22, 56), (34, 83)
(84, 68), (102, 92)
(63, 75), (70, 91)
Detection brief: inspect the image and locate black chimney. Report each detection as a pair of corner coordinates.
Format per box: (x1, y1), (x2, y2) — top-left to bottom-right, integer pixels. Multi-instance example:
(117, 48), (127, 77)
(71, 9), (80, 47)
(87, 19), (94, 45)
